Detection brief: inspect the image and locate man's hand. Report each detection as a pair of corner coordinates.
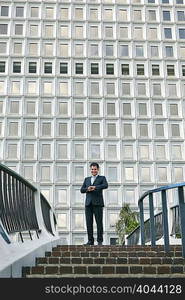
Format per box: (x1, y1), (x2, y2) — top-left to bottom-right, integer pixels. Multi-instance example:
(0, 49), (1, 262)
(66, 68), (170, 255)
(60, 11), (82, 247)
(87, 186), (96, 192)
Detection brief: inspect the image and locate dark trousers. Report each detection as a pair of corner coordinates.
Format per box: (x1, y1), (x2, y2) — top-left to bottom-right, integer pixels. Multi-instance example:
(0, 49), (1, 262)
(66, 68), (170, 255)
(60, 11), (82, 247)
(85, 204), (103, 243)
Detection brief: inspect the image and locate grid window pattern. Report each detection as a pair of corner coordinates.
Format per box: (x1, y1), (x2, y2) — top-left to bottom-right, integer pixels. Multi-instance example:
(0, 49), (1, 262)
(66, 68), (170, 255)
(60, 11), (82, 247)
(1, 1), (185, 245)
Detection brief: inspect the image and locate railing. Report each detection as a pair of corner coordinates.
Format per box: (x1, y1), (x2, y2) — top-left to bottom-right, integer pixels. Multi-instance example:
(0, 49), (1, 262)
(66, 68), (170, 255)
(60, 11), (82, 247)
(171, 205), (181, 238)
(126, 212), (163, 246)
(0, 163), (57, 243)
(40, 193), (54, 236)
(133, 182), (185, 257)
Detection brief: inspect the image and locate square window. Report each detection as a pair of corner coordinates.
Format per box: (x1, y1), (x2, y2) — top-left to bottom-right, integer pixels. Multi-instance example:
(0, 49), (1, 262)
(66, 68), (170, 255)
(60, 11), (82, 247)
(29, 43), (38, 56)
(136, 46), (144, 57)
(90, 82), (99, 95)
(0, 62), (5, 72)
(15, 24), (23, 35)
(61, 8), (68, 20)
(179, 29), (185, 39)
(44, 62), (52, 74)
(167, 65), (175, 76)
(120, 45), (129, 56)
(154, 103), (163, 116)
(121, 64), (129, 75)
(137, 64), (145, 76)
(75, 63), (83, 74)
(155, 145), (166, 160)
(16, 7), (24, 17)
(164, 28), (172, 39)
(91, 63), (99, 75)
(75, 44), (83, 56)
(31, 7), (39, 18)
(137, 83), (146, 96)
(105, 45), (113, 56)
(123, 123), (132, 137)
(1, 6), (9, 16)
(0, 42), (7, 54)
(165, 46), (173, 57)
(177, 11), (185, 21)
(60, 63), (68, 74)
(13, 62), (21, 73)
(91, 102), (100, 115)
(91, 123), (100, 136)
(106, 83), (115, 95)
(29, 62), (37, 73)
(90, 144), (100, 159)
(107, 103), (115, 116)
(152, 64), (160, 76)
(138, 103), (147, 116)
(0, 24), (8, 35)
(14, 43), (22, 55)
(60, 26), (68, 38)
(155, 124), (164, 137)
(172, 145), (182, 160)
(140, 145), (149, 160)
(90, 44), (98, 56)
(163, 11), (171, 21)
(106, 64), (114, 75)
(123, 103), (131, 116)
(122, 83), (130, 95)
(151, 46), (159, 57)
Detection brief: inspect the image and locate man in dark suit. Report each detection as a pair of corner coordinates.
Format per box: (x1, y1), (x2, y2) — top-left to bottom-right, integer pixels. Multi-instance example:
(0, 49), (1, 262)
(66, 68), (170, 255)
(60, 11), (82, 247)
(80, 162), (108, 245)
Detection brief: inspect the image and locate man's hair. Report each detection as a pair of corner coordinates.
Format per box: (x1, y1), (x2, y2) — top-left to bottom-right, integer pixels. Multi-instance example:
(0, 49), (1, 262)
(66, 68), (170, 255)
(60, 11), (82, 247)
(90, 162), (99, 169)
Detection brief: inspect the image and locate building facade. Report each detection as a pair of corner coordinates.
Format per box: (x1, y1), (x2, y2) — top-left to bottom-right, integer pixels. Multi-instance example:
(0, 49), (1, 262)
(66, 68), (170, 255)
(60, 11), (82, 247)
(0, 0), (185, 244)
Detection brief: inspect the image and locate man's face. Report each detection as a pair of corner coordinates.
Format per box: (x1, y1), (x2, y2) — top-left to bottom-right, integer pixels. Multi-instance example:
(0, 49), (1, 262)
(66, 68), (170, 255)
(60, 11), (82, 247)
(91, 166), (99, 176)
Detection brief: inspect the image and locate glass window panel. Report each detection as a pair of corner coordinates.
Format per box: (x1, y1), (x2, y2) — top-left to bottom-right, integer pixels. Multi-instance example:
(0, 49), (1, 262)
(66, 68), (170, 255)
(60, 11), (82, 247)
(108, 167), (118, 182)
(41, 143), (51, 159)
(91, 123), (100, 136)
(125, 167), (134, 181)
(58, 144), (68, 159)
(25, 122), (35, 136)
(174, 167), (183, 181)
(0, 42), (7, 54)
(123, 123), (132, 137)
(172, 145), (182, 160)
(155, 145), (166, 159)
(158, 167), (167, 181)
(59, 123), (68, 136)
(141, 167), (151, 182)
(123, 145), (133, 159)
(41, 166), (50, 181)
(91, 144), (100, 159)
(107, 145), (117, 159)
(75, 166), (84, 181)
(75, 144), (84, 159)
(57, 166), (67, 181)
(139, 145), (149, 159)
(25, 144), (34, 159)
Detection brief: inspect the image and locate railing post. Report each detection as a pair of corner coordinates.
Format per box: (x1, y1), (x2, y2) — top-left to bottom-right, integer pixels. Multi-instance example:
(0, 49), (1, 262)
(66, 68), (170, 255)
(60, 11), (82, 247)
(139, 201), (145, 245)
(178, 186), (185, 258)
(149, 193), (156, 247)
(161, 190), (170, 253)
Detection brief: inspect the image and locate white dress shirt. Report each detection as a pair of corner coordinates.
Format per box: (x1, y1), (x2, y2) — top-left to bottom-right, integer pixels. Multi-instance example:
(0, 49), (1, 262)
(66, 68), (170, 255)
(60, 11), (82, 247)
(91, 175), (97, 185)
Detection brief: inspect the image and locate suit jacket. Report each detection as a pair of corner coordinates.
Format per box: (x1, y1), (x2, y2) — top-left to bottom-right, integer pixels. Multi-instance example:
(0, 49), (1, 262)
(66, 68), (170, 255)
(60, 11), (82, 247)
(80, 175), (108, 207)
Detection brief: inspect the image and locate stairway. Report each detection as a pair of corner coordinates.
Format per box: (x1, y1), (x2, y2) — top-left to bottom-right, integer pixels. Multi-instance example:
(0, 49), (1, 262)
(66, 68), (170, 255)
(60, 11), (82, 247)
(22, 245), (185, 278)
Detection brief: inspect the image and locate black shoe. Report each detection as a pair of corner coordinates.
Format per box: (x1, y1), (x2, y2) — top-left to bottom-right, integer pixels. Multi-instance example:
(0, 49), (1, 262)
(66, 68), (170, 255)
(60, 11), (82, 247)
(98, 242), (102, 245)
(84, 241), (94, 246)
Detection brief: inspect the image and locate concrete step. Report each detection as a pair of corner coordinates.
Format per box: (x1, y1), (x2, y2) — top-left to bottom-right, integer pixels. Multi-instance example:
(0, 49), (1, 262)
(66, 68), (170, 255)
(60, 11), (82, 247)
(23, 263), (185, 278)
(22, 244), (185, 278)
(36, 256), (185, 265)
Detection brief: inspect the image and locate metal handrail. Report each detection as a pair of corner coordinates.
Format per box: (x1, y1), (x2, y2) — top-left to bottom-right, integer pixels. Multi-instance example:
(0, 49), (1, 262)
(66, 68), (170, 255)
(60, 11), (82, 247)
(138, 182), (185, 257)
(0, 163), (56, 243)
(126, 211), (163, 246)
(40, 193), (54, 236)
